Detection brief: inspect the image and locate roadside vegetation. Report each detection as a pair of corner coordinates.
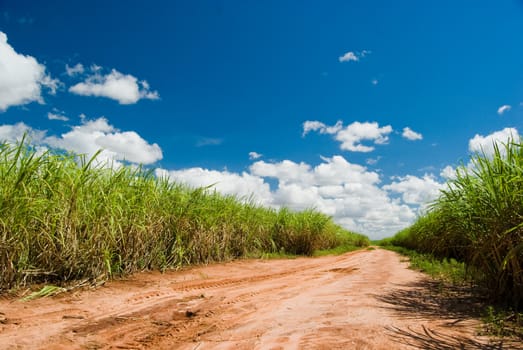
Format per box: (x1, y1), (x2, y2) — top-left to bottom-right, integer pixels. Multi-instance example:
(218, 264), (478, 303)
(381, 140), (523, 338)
(313, 232), (370, 257)
(379, 244), (469, 284)
(0, 138), (369, 293)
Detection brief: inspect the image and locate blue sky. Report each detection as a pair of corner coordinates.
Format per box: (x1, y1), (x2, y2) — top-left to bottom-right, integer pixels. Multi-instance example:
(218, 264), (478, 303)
(1, 0), (523, 239)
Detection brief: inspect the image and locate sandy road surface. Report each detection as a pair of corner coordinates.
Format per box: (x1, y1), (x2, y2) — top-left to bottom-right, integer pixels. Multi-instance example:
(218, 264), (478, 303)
(0, 248), (519, 349)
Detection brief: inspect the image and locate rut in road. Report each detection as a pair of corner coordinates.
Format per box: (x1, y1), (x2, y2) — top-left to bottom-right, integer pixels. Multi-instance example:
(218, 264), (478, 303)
(0, 248), (519, 349)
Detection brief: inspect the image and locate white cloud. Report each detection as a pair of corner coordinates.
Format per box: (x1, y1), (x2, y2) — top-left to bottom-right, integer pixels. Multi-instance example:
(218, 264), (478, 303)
(46, 117), (163, 164)
(69, 69), (159, 104)
(0, 31), (60, 111)
(251, 159), (315, 186)
(0, 117), (162, 166)
(402, 127), (423, 141)
(339, 51), (359, 62)
(439, 129), (520, 184)
(0, 122), (45, 143)
(155, 167), (273, 205)
(158, 155), (418, 239)
(302, 120), (326, 136)
(440, 165), (456, 180)
(497, 104), (511, 115)
(303, 120), (392, 152)
(47, 111), (69, 121)
(384, 174), (443, 207)
(0, 115), (454, 239)
(468, 127), (520, 157)
(249, 151), (262, 160)
(336, 121), (392, 152)
(338, 50), (371, 63)
(302, 120), (343, 137)
(252, 156), (416, 237)
(40, 75), (60, 95)
(316, 155), (381, 185)
(65, 63), (85, 77)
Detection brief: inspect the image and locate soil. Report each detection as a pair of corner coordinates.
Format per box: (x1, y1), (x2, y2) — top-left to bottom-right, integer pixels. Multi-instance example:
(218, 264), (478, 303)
(0, 248), (520, 349)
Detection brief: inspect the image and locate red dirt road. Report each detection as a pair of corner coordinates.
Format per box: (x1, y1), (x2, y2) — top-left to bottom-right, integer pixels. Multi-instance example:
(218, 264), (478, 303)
(0, 248), (518, 349)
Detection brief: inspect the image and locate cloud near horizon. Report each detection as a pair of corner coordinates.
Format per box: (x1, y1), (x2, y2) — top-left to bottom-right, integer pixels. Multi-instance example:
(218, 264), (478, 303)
(148, 127), (522, 238)
(384, 174), (443, 207)
(468, 127), (520, 157)
(0, 117), (163, 166)
(158, 154), (443, 239)
(0, 117), (515, 240)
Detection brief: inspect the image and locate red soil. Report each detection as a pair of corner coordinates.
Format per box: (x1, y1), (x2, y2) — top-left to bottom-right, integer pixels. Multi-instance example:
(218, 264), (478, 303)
(0, 248), (518, 349)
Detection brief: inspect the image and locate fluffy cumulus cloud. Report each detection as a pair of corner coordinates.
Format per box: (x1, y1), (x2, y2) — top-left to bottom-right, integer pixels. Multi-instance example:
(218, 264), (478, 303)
(0, 118), (452, 239)
(402, 127), (423, 141)
(384, 175), (443, 207)
(438, 128), (523, 182)
(304, 120), (392, 152)
(160, 155), (433, 238)
(440, 165), (456, 180)
(46, 118), (163, 164)
(252, 156), (421, 236)
(0, 117), (162, 166)
(336, 122), (392, 151)
(338, 50), (370, 63)
(0, 117), (446, 238)
(0, 122), (45, 143)
(0, 31), (60, 111)
(497, 104), (511, 115)
(468, 127), (520, 157)
(69, 69), (159, 104)
(155, 167), (273, 205)
(251, 160), (315, 187)
(338, 51), (358, 62)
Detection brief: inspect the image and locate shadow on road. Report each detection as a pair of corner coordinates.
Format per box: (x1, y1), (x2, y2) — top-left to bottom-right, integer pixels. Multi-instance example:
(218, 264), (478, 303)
(376, 279), (484, 320)
(384, 325), (507, 350)
(375, 279), (522, 349)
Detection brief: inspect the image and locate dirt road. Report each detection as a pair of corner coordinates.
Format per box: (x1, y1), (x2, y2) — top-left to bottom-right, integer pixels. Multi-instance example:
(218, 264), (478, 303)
(0, 248), (518, 349)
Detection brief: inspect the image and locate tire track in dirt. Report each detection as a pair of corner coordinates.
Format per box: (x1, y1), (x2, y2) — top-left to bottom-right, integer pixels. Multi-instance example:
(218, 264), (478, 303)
(0, 248), (519, 349)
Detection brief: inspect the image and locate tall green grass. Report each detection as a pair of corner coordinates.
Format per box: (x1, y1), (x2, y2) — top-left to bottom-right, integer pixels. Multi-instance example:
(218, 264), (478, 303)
(390, 141), (523, 308)
(0, 138), (368, 291)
